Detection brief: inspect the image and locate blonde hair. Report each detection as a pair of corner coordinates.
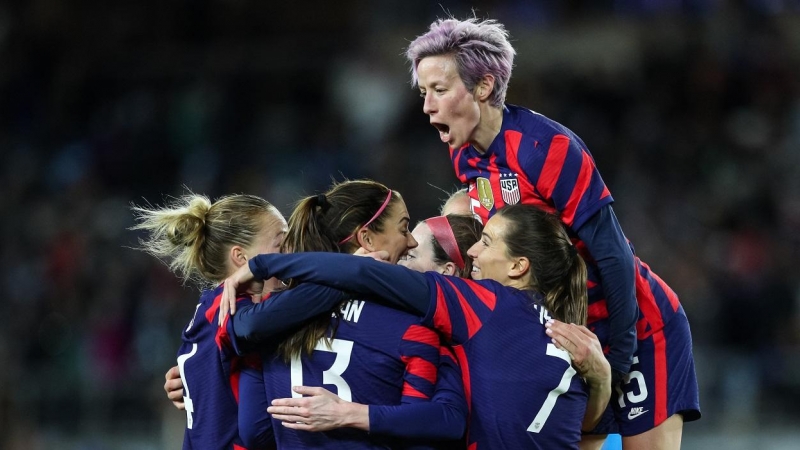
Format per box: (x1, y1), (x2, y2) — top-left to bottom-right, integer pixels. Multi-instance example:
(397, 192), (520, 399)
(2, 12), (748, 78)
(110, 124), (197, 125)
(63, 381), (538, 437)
(131, 193), (284, 288)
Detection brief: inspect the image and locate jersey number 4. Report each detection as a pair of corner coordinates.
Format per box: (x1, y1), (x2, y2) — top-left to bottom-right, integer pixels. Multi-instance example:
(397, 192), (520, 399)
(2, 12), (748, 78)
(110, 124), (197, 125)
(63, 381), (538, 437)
(177, 343), (198, 429)
(527, 343), (576, 433)
(290, 338), (355, 401)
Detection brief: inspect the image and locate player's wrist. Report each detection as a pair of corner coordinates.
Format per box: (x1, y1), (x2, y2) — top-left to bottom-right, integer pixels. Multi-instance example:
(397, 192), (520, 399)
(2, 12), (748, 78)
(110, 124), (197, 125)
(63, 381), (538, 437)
(341, 401), (369, 431)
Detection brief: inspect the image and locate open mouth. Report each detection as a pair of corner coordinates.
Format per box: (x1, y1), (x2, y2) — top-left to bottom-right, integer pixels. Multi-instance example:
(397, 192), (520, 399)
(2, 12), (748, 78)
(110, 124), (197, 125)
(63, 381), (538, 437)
(432, 122), (450, 143)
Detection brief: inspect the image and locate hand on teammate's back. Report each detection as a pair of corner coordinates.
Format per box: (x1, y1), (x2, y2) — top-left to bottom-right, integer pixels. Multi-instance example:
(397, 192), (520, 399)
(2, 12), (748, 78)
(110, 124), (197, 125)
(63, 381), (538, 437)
(164, 365), (185, 410)
(218, 262), (264, 325)
(545, 320), (611, 387)
(353, 248), (391, 262)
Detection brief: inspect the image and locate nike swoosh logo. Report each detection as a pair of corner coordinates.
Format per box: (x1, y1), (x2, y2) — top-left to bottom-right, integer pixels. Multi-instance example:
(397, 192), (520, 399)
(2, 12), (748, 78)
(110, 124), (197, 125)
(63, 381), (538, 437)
(627, 409), (649, 420)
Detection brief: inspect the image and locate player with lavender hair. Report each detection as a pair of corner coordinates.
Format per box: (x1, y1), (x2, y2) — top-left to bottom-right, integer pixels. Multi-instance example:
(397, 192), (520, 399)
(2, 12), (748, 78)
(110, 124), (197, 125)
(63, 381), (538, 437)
(406, 16), (699, 450)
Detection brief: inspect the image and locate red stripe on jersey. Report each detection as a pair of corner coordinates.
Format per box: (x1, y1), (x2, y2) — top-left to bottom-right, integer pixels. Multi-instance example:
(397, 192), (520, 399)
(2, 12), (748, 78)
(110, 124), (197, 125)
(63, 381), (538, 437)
(653, 329), (668, 426)
(468, 444), (477, 450)
(451, 146), (469, 184)
(205, 292), (223, 323)
(634, 268), (665, 340)
(234, 445), (247, 450)
(402, 383), (430, 399)
(504, 130), (538, 202)
(587, 299), (609, 325)
(562, 151), (594, 227)
(639, 258), (681, 312)
(488, 153), (502, 208)
(444, 279), (483, 339)
(452, 345), (471, 412)
(216, 314), (231, 351)
(537, 134), (570, 201)
(401, 355), (438, 384)
(402, 324), (440, 348)
(458, 279), (497, 310)
(440, 346), (458, 365)
(433, 284), (453, 341)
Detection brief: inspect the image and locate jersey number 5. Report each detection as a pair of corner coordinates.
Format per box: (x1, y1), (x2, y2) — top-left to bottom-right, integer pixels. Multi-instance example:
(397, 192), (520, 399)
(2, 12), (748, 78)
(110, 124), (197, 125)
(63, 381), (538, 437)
(527, 343), (576, 433)
(290, 339), (355, 401)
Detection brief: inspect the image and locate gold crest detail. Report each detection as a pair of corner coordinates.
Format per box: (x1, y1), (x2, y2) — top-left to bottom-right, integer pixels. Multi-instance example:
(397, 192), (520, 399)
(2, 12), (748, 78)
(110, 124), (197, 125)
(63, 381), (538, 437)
(476, 177), (494, 210)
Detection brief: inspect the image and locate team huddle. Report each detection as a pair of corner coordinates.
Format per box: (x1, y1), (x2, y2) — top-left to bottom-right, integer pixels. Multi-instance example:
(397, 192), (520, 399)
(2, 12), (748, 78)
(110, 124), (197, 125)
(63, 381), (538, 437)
(133, 17), (700, 450)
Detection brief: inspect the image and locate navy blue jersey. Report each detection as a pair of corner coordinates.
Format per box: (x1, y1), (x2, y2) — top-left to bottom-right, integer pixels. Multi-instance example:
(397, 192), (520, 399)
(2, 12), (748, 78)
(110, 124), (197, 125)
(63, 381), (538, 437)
(178, 285), (252, 450)
(247, 253), (590, 449)
(235, 296), (447, 449)
(451, 104), (692, 376)
(422, 273), (588, 449)
(450, 104), (696, 429)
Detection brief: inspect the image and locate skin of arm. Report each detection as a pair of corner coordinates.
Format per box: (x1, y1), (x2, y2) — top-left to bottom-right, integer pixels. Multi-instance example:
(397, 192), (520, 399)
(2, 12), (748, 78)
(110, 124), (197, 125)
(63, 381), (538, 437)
(267, 386), (370, 431)
(574, 205), (638, 380)
(266, 349), (467, 441)
(545, 320), (611, 431)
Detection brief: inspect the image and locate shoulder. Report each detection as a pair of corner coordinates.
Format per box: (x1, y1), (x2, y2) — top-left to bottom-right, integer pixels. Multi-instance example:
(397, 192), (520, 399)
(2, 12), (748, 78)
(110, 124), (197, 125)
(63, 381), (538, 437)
(505, 103), (580, 143)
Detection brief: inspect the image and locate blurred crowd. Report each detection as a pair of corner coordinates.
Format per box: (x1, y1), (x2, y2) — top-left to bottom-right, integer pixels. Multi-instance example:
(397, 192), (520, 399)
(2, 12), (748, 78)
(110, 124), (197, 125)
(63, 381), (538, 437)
(1, 1), (799, 448)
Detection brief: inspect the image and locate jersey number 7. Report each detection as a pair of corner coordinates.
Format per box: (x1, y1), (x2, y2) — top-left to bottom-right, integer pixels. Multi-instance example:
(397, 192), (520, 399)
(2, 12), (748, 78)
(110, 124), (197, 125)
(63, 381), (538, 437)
(527, 343), (577, 433)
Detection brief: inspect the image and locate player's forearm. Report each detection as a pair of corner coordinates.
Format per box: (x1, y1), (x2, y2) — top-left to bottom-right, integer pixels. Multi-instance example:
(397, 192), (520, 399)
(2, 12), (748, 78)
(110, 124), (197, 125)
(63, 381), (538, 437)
(337, 401), (370, 431)
(249, 252), (431, 315)
(369, 402), (466, 440)
(231, 283), (346, 344)
(581, 344), (613, 432)
(576, 205), (638, 376)
(582, 376), (612, 432)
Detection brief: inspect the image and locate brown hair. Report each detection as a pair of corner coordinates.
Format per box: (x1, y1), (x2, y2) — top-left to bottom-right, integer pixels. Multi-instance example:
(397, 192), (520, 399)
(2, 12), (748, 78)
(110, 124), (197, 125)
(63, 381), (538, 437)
(131, 193), (285, 288)
(427, 214), (483, 278)
(495, 205), (588, 325)
(278, 179), (402, 361)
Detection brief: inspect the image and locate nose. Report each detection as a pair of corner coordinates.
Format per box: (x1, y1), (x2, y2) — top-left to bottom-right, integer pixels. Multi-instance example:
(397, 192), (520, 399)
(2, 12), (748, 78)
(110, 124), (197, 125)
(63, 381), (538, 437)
(422, 92), (435, 115)
(467, 241), (479, 259)
(408, 233), (419, 250)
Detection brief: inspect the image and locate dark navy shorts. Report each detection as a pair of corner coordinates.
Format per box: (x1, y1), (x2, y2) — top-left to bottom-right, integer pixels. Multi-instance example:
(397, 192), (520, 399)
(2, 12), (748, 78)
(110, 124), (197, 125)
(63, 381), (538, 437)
(588, 311), (701, 437)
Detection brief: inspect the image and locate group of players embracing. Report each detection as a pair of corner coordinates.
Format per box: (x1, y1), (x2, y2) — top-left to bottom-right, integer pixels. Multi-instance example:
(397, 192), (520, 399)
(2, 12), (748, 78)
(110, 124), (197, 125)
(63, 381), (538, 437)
(133, 16), (699, 450)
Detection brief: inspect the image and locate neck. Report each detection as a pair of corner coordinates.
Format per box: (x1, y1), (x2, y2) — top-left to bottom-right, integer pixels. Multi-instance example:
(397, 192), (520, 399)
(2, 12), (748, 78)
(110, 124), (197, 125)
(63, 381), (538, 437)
(504, 278), (531, 291)
(471, 104), (504, 153)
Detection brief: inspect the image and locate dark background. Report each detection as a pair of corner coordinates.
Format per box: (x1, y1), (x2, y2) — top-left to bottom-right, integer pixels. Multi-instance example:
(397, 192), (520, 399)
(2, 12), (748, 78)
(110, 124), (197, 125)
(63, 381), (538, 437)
(2, 1), (799, 448)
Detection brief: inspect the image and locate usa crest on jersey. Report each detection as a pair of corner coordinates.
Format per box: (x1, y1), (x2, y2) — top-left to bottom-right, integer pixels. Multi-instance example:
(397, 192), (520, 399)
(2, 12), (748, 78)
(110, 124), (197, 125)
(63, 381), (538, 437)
(500, 173), (521, 205)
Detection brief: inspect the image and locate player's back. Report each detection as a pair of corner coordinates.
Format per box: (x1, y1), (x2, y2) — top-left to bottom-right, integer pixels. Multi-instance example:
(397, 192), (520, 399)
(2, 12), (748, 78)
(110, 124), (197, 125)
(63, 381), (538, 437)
(262, 299), (440, 449)
(178, 286), (249, 449)
(420, 273), (588, 449)
(461, 288), (588, 449)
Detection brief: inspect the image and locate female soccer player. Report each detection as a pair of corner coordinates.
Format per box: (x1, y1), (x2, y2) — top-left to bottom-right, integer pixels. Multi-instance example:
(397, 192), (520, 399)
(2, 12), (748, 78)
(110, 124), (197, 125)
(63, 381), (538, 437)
(264, 214), (482, 434)
(131, 193), (288, 449)
(227, 180), (467, 449)
(405, 17), (700, 449)
(222, 204), (612, 449)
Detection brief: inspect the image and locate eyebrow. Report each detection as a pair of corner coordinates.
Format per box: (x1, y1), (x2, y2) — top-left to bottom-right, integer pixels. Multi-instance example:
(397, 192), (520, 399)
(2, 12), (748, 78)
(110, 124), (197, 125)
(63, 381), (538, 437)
(398, 216), (410, 225)
(481, 232), (493, 242)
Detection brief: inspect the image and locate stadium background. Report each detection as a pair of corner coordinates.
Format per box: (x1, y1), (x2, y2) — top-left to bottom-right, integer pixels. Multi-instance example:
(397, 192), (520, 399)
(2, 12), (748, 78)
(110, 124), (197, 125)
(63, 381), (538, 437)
(1, 1), (799, 448)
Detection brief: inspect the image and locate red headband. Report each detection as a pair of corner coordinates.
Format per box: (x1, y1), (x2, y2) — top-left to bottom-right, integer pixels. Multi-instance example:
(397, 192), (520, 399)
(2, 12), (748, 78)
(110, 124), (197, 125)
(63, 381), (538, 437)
(425, 216), (465, 270)
(339, 190), (393, 245)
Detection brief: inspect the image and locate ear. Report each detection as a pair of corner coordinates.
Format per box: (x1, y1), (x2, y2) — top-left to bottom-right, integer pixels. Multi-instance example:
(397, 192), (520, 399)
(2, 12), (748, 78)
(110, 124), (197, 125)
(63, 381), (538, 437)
(475, 74), (495, 102)
(355, 228), (376, 251)
(229, 245), (248, 269)
(508, 256), (530, 278)
(441, 262), (458, 276)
